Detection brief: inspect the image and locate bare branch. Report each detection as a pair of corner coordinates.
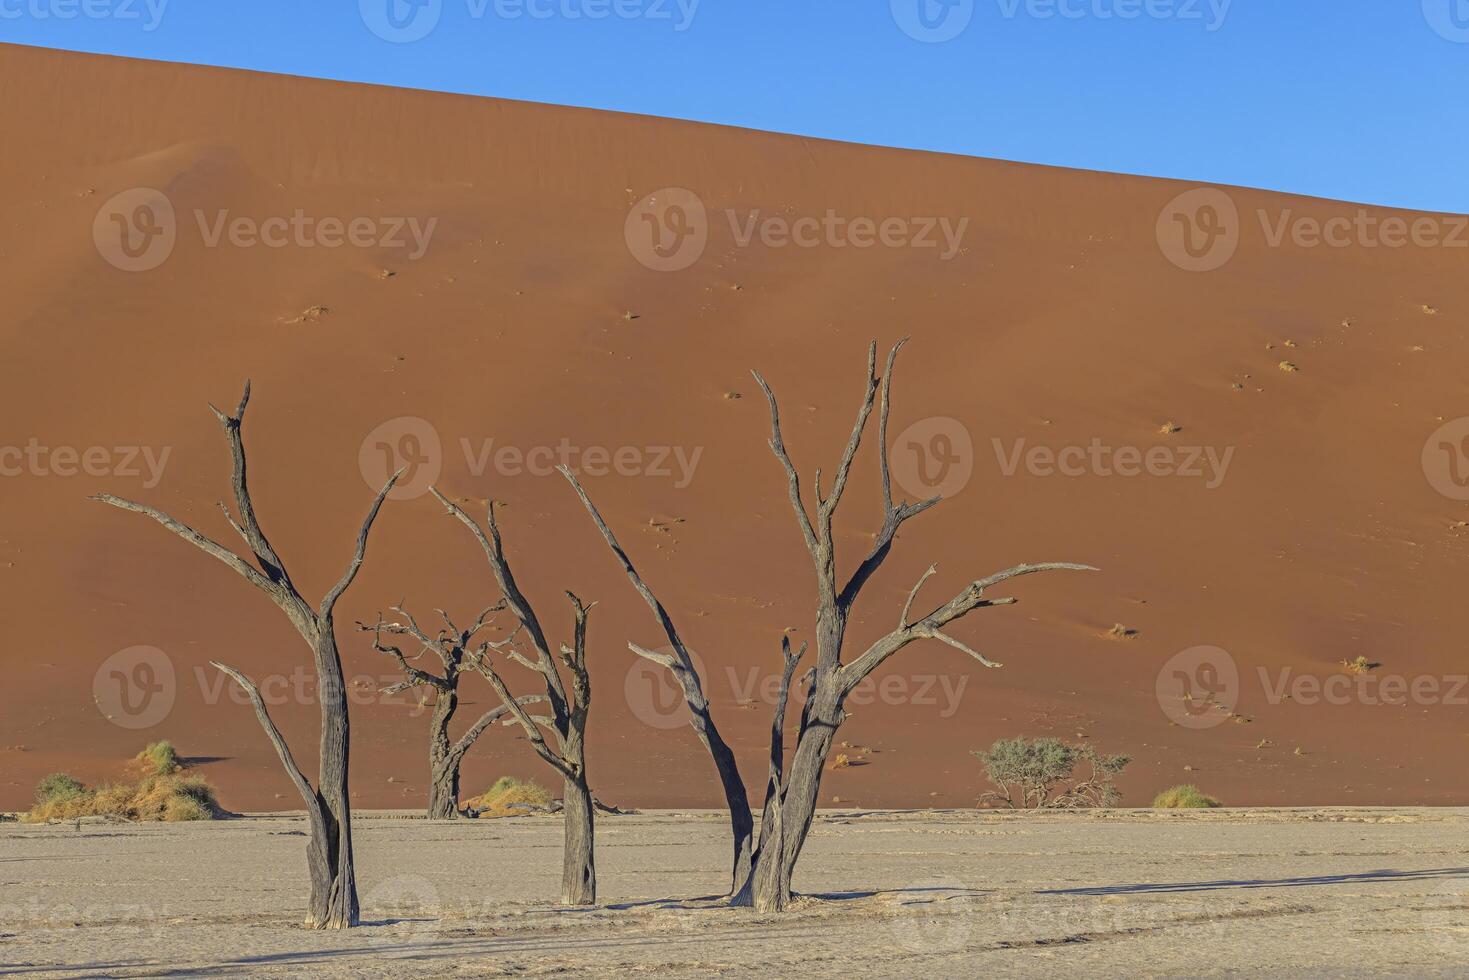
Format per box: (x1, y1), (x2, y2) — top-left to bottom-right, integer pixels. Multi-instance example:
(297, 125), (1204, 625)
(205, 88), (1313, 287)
(320, 469), (402, 618)
(90, 494), (283, 601)
(211, 661), (320, 813)
(840, 562), (1099, 690)
(750, 370), (820, 558)
(818, 342), (879, 523)
(899, 564), (937, 628)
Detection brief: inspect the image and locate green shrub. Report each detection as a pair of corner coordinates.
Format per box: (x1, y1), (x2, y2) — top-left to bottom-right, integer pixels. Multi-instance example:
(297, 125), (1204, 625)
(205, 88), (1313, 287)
(134, 740), (182, 776)
(973, 737), (1130, 809)
(1153, 784), (1221, 808)
(35, 773), (86, 804)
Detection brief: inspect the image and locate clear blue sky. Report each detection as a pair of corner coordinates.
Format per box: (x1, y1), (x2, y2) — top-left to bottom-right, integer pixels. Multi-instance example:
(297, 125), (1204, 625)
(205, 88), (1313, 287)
(4, 0), (1467, 212)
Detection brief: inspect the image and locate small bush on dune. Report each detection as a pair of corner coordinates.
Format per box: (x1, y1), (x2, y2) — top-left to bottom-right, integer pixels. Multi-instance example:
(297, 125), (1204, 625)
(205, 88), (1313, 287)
(35, 772), (86, 804)
(465, 776), (553, 817)
(133, 740), (182, 776)
(1153, 784), (1221, 808)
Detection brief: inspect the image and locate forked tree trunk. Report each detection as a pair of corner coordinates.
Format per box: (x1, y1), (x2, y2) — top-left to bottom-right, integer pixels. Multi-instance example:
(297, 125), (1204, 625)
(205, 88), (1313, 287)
(561, 776), (596, 906)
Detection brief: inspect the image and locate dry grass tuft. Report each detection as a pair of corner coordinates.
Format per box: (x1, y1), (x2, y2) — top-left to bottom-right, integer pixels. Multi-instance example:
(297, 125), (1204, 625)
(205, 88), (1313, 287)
(1153, 784), (1220, 808)
(466, 776), (553, 817)
(1339, 655), (1378, 675)
(26, 773), (219, 823)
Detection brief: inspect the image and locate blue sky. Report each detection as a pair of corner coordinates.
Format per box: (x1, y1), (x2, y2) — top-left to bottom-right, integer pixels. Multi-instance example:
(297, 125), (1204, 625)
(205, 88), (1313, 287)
(3, 1), (1467, 212)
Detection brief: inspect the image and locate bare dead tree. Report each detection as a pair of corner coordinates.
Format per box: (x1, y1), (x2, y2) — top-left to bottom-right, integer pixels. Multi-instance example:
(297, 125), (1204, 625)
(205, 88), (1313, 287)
(92, 383), (398, 929)
(359, 602), (546, 820)
(557, 466), (756, 894)
(430, 489), (599, 906)
(562, 340), (1096, 911)
(736, 338), (1097, 910)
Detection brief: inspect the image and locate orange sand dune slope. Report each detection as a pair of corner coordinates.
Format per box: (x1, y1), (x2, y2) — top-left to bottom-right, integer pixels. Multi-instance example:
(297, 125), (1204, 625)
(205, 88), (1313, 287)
(2, 43), (1468, 813)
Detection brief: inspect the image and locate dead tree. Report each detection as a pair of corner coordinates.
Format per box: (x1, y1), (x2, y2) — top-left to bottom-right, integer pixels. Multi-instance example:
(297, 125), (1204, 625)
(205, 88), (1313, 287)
(558, 466), (756, 895)
(430, 489), (599, 906)
(92, 383), (398, 929)
(570, 340), (1095, 911)
(360, 603), (545, 820)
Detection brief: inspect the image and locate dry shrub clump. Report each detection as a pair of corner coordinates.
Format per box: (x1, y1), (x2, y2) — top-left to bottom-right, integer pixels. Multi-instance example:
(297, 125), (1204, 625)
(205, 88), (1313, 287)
(466, 776), (553, 817)
(1152, 784), (1221, 808)
(25, 745), (220, 823)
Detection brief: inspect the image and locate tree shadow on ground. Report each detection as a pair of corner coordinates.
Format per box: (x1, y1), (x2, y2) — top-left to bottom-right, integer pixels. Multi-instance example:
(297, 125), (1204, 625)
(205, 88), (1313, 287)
(1041, 866), (1469, 896)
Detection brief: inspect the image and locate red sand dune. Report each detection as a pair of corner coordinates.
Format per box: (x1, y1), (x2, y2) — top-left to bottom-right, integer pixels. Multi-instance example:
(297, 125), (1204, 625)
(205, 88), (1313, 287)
(2, 43), (1467, 813)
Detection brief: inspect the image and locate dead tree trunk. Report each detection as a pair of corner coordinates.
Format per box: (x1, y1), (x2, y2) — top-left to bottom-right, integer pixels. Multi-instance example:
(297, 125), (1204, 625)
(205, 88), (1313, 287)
(432, 489), (599, 906)
(558, 466), (756, 896)
(360, 603), (541, 820)
(735, 339), (1097, 911)
(93, 383), (399, 929)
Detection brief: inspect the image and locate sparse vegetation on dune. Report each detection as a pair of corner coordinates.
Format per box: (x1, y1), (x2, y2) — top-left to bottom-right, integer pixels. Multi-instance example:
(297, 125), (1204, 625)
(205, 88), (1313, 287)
(1153, 784), (1221, 808)
(133, 740), (182, 776)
